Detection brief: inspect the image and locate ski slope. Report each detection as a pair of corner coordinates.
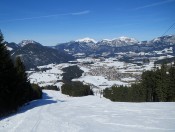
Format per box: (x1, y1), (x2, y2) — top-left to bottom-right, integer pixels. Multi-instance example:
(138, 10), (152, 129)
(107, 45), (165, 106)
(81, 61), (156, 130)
(0, 90), (175, 132)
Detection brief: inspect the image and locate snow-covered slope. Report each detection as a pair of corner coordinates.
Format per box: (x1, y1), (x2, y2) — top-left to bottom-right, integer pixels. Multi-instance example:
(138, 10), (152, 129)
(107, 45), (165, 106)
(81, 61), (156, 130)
(1, 90), (175, 132)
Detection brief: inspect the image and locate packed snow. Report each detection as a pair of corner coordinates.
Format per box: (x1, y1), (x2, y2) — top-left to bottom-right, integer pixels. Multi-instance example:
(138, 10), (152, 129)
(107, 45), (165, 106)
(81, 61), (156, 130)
(0, 90), (175, 132)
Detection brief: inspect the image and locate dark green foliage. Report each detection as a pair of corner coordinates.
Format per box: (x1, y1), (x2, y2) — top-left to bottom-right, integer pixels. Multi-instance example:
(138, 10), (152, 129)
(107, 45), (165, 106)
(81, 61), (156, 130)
(103, 63), (175, 102)
(0, 31), (19, 114)
(31, 84), (42, 99)
(0, 32), (42, 117)
(167, 64), (175, 101)
(141, 70), (158, 102)
(129, 83), (146, 102)
(62, 65), (83, 82)
(61, 66), (92, 97)
(103, 84), (146, 102)
(103, 86), (129, 102)
(62, 81), (93, 97)
(42, 85), (60, 91)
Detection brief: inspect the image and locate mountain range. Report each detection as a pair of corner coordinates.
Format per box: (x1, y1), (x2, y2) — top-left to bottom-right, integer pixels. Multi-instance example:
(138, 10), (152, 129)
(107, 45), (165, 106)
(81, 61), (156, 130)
(5, 35), (175, 69)
(55, 35), (175, 56)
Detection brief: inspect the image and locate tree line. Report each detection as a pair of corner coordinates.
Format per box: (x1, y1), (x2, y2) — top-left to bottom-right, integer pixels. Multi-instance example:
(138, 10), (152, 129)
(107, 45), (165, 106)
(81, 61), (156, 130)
(62, 65), (83, 83)
(61, 65), (93, 97)
(103, 64), (175, 102)
(62, 81), (93, 97)
(0, 32), (42, 117)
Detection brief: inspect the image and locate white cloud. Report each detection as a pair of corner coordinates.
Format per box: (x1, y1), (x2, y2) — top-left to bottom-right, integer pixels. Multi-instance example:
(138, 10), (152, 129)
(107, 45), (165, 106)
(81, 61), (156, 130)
(71, 10), (90, 15)
(135, 0), (175, 10)
(0, 10), (90, 22)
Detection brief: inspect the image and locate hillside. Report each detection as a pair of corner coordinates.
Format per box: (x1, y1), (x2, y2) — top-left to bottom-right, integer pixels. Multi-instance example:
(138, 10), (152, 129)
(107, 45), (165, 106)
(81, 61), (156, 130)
(5, 41), (74, 70)
(0, 90), (175, 132)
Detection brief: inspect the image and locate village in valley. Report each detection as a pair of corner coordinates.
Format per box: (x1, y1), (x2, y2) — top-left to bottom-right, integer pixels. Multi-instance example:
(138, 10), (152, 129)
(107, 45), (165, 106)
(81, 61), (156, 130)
(27, 46), (173, 94)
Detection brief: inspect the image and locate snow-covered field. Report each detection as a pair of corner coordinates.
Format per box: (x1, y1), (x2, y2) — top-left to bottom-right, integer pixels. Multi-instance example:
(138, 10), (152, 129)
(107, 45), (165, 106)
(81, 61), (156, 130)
(27, 63), (72, 87)
(1, 90), (175, 132)
(27, 57), (160, 90)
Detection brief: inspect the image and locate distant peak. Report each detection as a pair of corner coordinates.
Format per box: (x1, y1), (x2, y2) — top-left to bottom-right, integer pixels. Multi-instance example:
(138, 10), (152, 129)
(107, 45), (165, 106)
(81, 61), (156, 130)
(19, 40), (40, 47)
(101, 39), (112, 42)
(75, 37), (97, 43)
(114, 36), (138, 43)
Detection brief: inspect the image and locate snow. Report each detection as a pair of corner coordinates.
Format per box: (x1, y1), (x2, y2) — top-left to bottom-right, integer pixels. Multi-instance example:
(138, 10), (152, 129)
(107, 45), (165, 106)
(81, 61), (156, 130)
(29, 72), (58, 83)
(121, 77), (136, 82)
(76, 37), (97, 43)
(73, 75), (128, 89)
(19, 40), (38, 47)
(6, 46), (13, 51)
(153, 37), (160, 42)
(78, 66), (90, 72)
(118, 36), (138, 43)
(5, 44), (13, 51)
(1, 90), (175, 132)
(28, 63), (72, 87)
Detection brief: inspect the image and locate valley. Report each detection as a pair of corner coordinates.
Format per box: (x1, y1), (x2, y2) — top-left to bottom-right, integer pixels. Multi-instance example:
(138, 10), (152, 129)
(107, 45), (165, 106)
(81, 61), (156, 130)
(5, 35), (175, 92)
(27, 56), (160, 93)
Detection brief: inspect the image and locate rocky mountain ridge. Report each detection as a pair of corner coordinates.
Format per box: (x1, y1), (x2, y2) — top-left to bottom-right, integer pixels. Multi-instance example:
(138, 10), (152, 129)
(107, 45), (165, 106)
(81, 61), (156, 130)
(5, 35), (175, 69)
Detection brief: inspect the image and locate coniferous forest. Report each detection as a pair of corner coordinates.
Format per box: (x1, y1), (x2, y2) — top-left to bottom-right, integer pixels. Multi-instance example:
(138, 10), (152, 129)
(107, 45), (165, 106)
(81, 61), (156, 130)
(103, 64), (175, 102)
(61, 65), (93, 96)
(0, 32), (42, 117)
(62, 81), (93, 97)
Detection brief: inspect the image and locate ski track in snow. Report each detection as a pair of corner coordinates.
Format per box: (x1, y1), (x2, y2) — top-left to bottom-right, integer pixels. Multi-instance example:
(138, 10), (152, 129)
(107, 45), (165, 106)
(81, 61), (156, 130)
(0, 90), (175, 132)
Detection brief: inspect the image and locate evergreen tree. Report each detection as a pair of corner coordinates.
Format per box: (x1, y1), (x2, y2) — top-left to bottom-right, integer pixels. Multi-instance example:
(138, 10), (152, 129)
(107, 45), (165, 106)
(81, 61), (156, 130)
(167, 63), (175, 101)
(14, 56), (33, 106)
(62, 81), (93, 97)
(155, 64), (169, 101)
(0, 31), (19, 114)
(103, 63), (175, 102)
(142, 71), (157, 102)
(0, 31), (42, 117)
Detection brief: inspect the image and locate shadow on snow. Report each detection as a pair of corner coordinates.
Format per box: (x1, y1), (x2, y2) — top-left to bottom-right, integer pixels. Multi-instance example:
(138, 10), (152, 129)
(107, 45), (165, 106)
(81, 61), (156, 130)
(0, 92), (65, 120)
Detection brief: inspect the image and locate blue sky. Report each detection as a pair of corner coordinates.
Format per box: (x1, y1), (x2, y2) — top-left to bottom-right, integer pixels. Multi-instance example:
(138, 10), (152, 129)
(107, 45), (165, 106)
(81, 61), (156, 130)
(0, 0), (175, 45)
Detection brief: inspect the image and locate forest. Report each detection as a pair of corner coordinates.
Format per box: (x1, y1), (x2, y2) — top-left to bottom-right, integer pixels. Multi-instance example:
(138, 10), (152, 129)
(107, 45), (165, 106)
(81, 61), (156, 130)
(61, 65), (93, 96)
(103, 64), (175, 102)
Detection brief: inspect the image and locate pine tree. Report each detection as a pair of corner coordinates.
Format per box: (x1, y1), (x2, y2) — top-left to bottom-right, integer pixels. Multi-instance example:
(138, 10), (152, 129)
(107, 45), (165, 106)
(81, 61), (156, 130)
(155, 64), (169, 101)
(0, 31), (19, 114)
(142, 71), (157, 102)
(167, 63), (175, 101)
(0, 31), (42, 117)
(14, 56), (33, 105)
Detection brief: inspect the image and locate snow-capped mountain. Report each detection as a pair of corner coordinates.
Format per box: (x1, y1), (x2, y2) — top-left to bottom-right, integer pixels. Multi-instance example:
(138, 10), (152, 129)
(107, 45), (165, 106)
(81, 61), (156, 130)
(97, 36), (138, 47)
(75, 37), (97, 43)
(118, 36), (138, 43)
(55, 36), (139, 55)
(55, 35), (175, 56)
(151, 35), (175, 44)
(54, 38), (97, 55)
(19, 40), (41, 47)
(4, 35), (175, 69)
